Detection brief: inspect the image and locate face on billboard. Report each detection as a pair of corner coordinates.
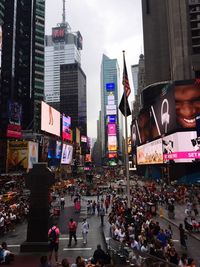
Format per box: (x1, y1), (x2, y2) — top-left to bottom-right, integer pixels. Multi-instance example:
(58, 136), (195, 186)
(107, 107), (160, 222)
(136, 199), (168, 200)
(61, 144), (73, 164)
(108, 124), (116, 135)
(41, 102), (60, 136)
(137, 139), (163, 165)
(175, 83), (200, 129)
(62, 115), (71, 141)
(163, 131), (200, 163)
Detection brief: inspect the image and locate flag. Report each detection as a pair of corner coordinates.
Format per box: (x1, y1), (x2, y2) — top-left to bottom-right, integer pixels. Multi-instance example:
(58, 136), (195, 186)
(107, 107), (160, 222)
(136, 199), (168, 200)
(119, 52), (131, 116)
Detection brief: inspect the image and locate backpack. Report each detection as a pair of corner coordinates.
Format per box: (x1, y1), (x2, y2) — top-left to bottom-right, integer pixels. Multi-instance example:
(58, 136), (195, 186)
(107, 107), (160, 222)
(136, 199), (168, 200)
(48, 227), (57, 243)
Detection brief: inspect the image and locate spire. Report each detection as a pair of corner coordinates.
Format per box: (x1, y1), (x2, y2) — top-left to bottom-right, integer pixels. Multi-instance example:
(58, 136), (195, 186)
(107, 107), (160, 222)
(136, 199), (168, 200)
(62, 0), (66, 24)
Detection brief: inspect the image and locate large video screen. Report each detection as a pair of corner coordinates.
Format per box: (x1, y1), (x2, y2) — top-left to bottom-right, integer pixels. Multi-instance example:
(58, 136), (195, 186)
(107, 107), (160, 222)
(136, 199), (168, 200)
(28, 141), (38, 169)
(61, 144), (73, 164)
(41, 101), (60, 136)
(163, 131), (200, 163)
(108, 123), (116, 135)
(108, 136), (117, 151)
(48, 140), (62, 159)
(137, 138), (163, 165)
(62, 115), (71, 141)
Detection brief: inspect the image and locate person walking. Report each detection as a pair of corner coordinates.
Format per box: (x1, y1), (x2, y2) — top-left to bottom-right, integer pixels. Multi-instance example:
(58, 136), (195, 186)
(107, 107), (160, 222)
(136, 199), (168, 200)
(68, 218), (77, 247)
(99, 204), (105, 226)
(179, 223), (187, 249)
(48, 223), (60, 265)
(81, 218), (89, 245)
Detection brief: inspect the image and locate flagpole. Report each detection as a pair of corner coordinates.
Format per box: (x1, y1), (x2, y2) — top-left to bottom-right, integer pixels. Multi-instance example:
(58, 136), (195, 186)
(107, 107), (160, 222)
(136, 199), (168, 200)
(122, 50), (131, 209)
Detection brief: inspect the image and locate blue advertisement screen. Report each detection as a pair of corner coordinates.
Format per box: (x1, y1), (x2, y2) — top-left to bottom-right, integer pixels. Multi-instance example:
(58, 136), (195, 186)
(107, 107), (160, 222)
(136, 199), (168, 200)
(108, 115), (116, 123)
(106, 83), (115, 91)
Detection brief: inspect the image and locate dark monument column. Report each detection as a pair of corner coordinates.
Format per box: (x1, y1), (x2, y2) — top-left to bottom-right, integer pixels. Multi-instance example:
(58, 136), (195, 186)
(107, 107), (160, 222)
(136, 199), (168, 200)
(20, 163), (55, 252)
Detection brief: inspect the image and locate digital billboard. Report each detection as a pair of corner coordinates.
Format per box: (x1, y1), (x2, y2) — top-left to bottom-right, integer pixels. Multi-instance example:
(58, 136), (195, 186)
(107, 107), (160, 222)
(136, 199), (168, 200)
(108, 153), (117, 158)
(81, 136), (87, 143)
(106, 105), (117, 115)
(61, 144), (73, 164)
(108, 124), (116, 135)
(28, 142), (38, 169)
(163, 131), (200, 163)
(108, 136), (117, 151)
(41, 101), (60, 136)
(106, 83), (115, 91)
(107, 115), (116, 123)
(137, 138), (163, 165)
(48, 140), (61, 159)
(6, 101), (22, 138)
(7, 141), (28, 172)
(52, 27), (65, 42)
(62, 115), (71, 141)
(175, 80), (200, 130)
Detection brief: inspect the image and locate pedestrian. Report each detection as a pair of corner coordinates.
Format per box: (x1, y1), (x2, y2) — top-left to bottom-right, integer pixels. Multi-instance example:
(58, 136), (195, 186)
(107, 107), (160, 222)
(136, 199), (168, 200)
(81, 218), (89, 245)
(99, 204), (105, 226)
(92, 244), (110, 265)
(48, 223), (60, 265)
(39, 255), (53, 267)
(61, 258), (70, 267)
(61, 196), (65, 210)
(68, 218), (77, 247)
(97, 202), (100, 216)
(179, 223), (187, 249)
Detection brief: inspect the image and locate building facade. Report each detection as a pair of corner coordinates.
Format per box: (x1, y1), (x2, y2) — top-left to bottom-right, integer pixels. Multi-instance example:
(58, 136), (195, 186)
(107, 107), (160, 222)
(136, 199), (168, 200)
(142, 0), (200, 86)
(100, 54), (123, 163)
(60, 63), (87, 136)
(44, 21), (82, 110)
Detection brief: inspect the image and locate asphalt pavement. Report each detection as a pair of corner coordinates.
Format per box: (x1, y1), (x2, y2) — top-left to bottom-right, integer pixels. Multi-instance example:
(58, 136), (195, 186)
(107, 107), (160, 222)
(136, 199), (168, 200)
(0, 194), (107, 267)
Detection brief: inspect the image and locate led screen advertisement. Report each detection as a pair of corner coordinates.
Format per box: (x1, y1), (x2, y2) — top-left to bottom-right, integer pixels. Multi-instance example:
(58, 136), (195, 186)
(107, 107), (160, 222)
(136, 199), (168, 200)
(62, 115), (71, 141)
(108, 123), (116, 135)
(52, 27), (65, 42)
(81, 136), (87, 143)
(61, 144), (73, 164)
(137, 138), (163, 165)
(163, 131), (200, 163)
(28, 142), (39, 169)
(48, 140), (62, 159)
(106, 83), (115, 91)
(107, 115), (116, 123)
(108, 136), (117, 151)
(6, 101), (22, 138)
(41, 101), (60, 136)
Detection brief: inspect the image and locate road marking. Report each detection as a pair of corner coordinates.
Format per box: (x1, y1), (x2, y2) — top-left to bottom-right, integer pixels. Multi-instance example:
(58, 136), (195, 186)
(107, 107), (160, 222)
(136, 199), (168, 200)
(7, 245), (20, 248)
(60, 237), (83, 240)
(63, 247), (92, 251)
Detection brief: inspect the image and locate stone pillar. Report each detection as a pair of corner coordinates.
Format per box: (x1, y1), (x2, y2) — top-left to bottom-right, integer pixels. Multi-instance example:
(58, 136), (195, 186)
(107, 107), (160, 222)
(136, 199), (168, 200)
(20, 163), (55, 252)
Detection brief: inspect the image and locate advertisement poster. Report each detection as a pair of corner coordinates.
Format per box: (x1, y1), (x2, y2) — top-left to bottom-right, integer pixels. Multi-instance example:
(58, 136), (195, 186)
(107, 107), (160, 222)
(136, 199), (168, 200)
(6, 101), (22, 138)
(7, 141), (29, 172)
(41, 101), (60, 136)
(108, 123), (116, 135)
(108, 136), (117, 151)
(28, 142), (38, 169)
(81, 136), (87, 143)
(137, 138), (163, 165)
(61, 144), (73, 164)
(107, 115), (116, 123)
(163, 131), (200, 163)
(175, 80), (200, 130)
(62, 115), (71, 141)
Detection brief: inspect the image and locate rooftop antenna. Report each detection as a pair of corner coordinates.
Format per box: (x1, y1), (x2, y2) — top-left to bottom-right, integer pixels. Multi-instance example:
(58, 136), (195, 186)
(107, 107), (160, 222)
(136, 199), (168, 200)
(62, 0), (66, 24)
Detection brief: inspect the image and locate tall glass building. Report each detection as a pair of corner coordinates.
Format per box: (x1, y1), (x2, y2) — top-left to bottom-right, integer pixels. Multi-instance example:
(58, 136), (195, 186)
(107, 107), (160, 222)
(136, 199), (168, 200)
(100, 54), (123, 163)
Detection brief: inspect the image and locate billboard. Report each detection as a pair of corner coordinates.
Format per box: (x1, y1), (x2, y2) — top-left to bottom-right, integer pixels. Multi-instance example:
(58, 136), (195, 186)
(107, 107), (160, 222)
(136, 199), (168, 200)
(62, 115), (71, 141)
(196, 114), (200, 137)
(39, 136), (49, 162)
(163, 131), (200, 163)
(52, 27), (65, 42)
(106, 105), (117, 115)
(108, 136), (117, 151)
(175, 80), (200, 130)
(107, 115), (116, 123)
(108, 123), (116, 135)
(61, 144), (73, 164)
(137, 138), (163, 165)
(28, 142), (38, 169)
(108, 153), (117, 158)
(106, 83), (115, 91)
(76, 128), (81, 145)
(48, 140), (61, 159)
(6, 101), (22, 138)
(7, 141), (28, 172)
(81, 135), (87, 143)
(41, 101), (60, 136)
(77, 31), (83, 50)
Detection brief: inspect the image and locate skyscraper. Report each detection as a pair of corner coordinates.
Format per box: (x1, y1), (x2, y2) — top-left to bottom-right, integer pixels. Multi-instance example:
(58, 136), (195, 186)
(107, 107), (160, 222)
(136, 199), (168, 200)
(142, 0), (200, 85)
(60, 63), (87, 135)
(44, 1), (82, 110)
(0, 0), (45, 134)
(100, 54), (123, 163)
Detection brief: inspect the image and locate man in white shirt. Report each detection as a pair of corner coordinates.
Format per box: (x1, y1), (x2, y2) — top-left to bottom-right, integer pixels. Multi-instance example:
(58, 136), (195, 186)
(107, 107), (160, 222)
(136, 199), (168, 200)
(81, 218), (89, 245)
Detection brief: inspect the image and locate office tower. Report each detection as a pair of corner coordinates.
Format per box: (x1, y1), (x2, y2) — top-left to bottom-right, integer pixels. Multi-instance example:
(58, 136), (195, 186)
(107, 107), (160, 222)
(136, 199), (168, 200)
(60, 63), (87, 135)
(44, 1), (82, 110)
(142, 0), (200, 86)
(100, 54), (122, 163)
(131, 54), (145, 117)
(0, 0), (4, 25)
(0, 0), (45, 134)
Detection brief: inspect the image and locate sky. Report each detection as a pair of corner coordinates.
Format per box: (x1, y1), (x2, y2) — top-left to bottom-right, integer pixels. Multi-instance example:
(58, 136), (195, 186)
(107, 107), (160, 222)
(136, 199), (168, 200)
(45, 0), (143, 138)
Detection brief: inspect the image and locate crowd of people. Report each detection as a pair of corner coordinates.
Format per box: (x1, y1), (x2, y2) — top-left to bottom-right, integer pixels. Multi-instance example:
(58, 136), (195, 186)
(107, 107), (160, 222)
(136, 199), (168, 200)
(108, 182), (197, 266)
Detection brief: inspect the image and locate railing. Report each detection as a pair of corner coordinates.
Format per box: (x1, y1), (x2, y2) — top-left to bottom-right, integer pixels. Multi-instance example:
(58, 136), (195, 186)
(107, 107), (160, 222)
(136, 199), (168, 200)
(107, 238), (178, 267)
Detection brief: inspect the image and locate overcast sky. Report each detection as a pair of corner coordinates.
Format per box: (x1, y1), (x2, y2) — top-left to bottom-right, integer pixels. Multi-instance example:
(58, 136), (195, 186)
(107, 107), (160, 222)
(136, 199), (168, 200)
(45, 0), (143, 138)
